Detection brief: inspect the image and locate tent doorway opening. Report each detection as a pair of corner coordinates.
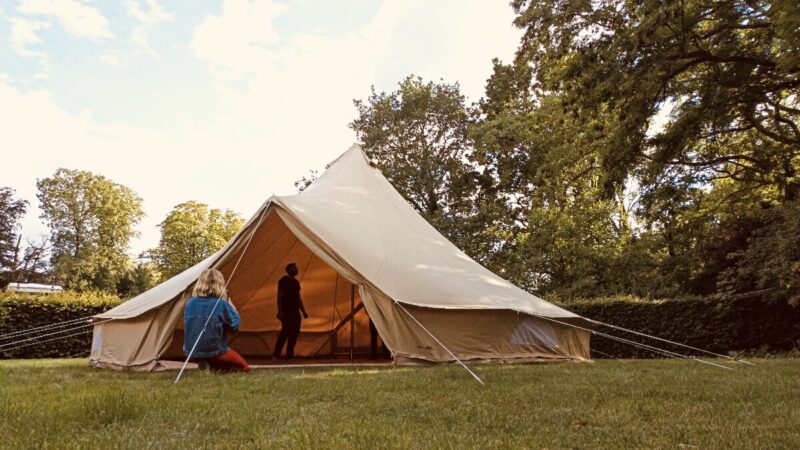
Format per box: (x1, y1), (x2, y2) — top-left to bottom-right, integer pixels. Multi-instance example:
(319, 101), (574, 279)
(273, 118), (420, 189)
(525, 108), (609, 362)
(159, 210), (392, 365)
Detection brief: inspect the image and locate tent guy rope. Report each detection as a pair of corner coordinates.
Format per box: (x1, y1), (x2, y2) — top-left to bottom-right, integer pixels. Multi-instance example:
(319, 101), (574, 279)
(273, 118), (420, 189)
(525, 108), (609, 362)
(395, 301), (485, 385)
(0, 319), (114, 353)
(0, 316), (92, 341)
(0, 318), (114, 351)
(174, 205), (269, 384)
(587, 318), (754, 365)
(528, 313), (734, 370)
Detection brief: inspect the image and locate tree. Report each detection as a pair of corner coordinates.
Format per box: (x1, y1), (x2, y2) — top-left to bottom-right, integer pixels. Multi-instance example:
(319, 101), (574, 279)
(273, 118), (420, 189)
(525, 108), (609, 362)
(511, 0), (800, 200)
(472, 60), (631, 296)
(350, 76), (487, 250)
(36, 169), (144, 292)
(6, 236), (52, 285)
(152, 201), (244, 278)
(0, 187), (28, 286)
(294, 170), (319, 192)
(116, 257), (161, 299)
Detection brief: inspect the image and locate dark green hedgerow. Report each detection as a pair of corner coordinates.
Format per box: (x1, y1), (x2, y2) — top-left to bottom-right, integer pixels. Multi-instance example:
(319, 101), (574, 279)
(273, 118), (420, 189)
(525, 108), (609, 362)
(561, 292), (800, 358)
(0, 291), (121, 359)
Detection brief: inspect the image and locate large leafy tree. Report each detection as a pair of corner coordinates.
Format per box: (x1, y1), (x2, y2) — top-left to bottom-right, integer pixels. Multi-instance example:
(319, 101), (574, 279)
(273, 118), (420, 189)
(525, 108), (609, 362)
(350, 76), (490, 250)
(37, 169), (144, 292)
(511, 0), (800, 199)
(0, 187), (29, 287)
(472, 61), (630, 296)
(152, 201), (243, 278)
(486, 0), (800, 298)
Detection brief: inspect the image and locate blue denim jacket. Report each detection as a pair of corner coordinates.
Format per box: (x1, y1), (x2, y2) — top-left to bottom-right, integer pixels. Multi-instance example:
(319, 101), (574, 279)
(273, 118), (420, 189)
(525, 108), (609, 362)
(183, 296), (241, 359)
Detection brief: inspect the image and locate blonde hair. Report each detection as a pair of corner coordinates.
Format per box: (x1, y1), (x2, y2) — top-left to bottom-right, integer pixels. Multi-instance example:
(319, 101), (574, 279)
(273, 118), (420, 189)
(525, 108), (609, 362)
(192, 269), (227, 299)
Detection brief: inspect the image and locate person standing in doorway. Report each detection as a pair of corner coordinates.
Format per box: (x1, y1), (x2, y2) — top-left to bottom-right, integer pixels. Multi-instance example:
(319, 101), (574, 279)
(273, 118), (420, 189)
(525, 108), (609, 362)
(273, 262), (308, 360)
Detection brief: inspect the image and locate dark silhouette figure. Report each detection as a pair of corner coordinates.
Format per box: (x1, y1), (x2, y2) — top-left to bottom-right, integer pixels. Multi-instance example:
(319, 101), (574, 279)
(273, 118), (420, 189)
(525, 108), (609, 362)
(273, 263), (308, 360)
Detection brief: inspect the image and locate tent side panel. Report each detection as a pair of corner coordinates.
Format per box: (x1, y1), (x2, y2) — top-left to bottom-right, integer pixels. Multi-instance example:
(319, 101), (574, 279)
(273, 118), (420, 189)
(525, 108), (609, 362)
(90, 296), (186, 371)
(364, 290), (590, 363)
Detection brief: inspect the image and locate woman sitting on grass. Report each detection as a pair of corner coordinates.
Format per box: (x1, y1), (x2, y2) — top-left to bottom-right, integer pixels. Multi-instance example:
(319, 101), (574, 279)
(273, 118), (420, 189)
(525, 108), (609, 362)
(184, 269), (250, 373)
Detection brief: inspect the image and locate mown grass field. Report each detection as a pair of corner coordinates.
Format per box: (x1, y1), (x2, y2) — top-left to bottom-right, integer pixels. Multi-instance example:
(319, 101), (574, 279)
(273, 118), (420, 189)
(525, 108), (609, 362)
(0, 358), (797, 449)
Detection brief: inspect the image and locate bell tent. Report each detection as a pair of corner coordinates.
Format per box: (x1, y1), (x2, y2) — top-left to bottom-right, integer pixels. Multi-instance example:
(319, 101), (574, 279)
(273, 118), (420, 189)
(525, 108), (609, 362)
(90, 144), (590, 371)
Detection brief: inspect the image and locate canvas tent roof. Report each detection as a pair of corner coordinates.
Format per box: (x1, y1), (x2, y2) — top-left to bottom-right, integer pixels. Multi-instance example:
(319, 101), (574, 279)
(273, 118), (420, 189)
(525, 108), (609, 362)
(97, 144), (579, 321)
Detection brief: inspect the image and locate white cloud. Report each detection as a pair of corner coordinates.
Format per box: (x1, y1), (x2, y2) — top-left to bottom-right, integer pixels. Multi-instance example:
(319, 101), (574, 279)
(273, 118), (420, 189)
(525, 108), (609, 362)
(100, 52), (123, 68)
(4, 1), (523, 255)
(190, 0), (287, 80)
(124, 0), (172, 53)
(0, 77), (191, 255)
(17, 0), (113, 40)
(8, 16), (51, 58)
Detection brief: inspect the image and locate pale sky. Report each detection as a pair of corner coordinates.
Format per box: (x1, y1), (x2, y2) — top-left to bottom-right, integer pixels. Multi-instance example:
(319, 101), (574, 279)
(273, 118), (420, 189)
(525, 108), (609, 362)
(1, 0), (521, 256)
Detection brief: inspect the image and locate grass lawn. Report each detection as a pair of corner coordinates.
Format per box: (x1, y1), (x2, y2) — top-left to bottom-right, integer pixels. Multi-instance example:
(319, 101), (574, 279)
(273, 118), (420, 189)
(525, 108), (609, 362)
(0, 358), (798, 449)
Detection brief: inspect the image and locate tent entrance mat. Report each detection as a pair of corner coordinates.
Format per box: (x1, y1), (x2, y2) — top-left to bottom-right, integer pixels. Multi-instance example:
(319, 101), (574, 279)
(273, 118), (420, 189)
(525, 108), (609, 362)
(246, 355), (393, 369)
(155, 356), (394, 371)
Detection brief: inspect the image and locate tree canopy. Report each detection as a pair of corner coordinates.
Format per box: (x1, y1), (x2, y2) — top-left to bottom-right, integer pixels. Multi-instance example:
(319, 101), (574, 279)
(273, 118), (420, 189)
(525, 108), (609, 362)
(0, 187), (29, 287)
(151, 201), (243, 278)
(36, 169), (144, 292)
(349, 1), (800, 302)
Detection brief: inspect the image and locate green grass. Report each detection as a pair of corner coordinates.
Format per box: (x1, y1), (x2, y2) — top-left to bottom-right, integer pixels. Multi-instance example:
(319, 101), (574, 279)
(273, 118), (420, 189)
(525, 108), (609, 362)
(0, 358), (798, 449)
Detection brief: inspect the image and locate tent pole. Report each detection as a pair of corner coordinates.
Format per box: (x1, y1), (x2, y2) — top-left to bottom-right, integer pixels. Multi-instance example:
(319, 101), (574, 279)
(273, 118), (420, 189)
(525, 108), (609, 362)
(395, 302), (485, 385)
(312, 302), (364, 356)
(350, 284), (355, 362)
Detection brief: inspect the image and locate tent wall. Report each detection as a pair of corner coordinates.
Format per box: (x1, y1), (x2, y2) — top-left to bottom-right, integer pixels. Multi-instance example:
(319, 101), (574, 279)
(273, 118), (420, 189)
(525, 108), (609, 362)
(360, 285), (590, 363)
(90, 295), (185, 371)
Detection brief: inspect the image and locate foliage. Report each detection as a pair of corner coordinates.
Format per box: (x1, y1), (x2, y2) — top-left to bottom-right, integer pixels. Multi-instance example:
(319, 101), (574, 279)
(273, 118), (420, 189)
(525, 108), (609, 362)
(0, 291), (121, 359)
(36, 169), (144, 292)
(472, 64), (629, 294)
(294, 170), (319, 192)
(0, 359), (798, 448)
(460, 0), (800, 298)
(563, 293), (800, 358)
(350, 76), (489, 252)
(151, 201), (244, 278)
(116, 259), (161, 299)
(511, 0), (800, 198)
(717, 201), (800, 305)
(0, 187), (28, 287)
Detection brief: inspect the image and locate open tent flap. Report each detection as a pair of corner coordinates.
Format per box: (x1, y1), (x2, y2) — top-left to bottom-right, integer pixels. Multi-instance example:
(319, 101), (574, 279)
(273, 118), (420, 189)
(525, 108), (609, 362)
(160, 208), (381, 360)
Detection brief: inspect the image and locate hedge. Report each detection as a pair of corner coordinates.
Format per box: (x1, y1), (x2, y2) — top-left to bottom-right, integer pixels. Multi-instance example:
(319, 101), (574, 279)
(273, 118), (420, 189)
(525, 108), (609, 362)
(1, 290), (798, 360)
(561, 292), (800, 358)
(0, 291), (122, 359)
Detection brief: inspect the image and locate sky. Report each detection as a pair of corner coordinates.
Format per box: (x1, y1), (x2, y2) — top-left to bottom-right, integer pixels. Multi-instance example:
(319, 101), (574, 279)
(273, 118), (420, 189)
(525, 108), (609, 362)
(1, 0), (522, 256)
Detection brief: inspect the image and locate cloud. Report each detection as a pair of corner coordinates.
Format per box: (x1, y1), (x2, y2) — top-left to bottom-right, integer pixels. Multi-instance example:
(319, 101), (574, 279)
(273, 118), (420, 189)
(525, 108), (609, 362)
(5, 0), (522, 255)
(190, 0), (287, 80)
(0, 76), (190, 255)
(17, 0), (113, 40)
(7, 16), (52, 78)
(100, 52), (123, 68)
(8, 16), (51, 58)
(124, 0), (172, 53)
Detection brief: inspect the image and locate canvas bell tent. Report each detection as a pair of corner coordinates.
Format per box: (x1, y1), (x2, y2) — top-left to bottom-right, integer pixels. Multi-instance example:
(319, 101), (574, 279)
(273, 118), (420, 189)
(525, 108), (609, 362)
(90, 145), (591, 371)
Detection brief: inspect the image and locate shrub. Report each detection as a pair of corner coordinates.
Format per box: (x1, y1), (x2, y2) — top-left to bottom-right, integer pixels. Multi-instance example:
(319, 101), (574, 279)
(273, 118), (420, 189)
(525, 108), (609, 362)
(0, 291), (121, 359)
(560, 292), (800, 358)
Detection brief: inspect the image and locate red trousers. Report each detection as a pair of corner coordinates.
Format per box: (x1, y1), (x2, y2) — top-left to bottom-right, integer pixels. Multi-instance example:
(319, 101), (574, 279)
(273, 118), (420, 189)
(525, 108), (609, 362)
(202, 348), (250, 373)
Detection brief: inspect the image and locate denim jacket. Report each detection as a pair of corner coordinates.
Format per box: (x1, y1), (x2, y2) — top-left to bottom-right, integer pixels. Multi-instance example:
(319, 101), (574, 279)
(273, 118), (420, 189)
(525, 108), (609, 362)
(183, 296), (241, 358)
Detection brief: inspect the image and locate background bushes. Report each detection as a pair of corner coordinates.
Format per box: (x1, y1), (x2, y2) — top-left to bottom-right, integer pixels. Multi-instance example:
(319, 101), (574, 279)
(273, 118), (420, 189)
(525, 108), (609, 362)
(0, 291), (121, 359)
(563, 292), (800, 358)
(2, 290), (798, 360)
